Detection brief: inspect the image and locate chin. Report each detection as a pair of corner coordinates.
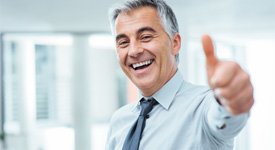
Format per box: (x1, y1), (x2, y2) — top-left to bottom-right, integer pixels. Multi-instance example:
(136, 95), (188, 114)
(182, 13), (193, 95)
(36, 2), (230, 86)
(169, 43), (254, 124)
(134, 80), (155, 91)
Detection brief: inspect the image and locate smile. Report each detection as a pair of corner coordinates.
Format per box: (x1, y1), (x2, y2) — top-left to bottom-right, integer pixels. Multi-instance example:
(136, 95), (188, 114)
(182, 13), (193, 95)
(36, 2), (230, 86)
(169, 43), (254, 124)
(131, 59), (154, 70)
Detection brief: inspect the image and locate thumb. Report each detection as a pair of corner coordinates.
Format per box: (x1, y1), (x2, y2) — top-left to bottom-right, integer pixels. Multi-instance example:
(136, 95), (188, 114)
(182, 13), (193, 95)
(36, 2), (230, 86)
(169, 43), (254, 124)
(202, 34), (218, 67)
(201, 34), (219, 87)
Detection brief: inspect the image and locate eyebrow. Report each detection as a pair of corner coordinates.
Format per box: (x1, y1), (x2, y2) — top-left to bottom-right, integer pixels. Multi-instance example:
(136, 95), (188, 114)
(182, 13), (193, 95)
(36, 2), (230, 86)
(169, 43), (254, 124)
(115, 34), (127, 43)
(137, 27), (156, 35)
(115, 26), (156, 42)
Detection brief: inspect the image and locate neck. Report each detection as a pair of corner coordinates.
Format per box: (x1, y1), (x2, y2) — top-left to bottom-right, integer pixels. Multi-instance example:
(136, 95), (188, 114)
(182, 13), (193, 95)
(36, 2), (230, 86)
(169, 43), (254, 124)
(141, 67), (178, 97)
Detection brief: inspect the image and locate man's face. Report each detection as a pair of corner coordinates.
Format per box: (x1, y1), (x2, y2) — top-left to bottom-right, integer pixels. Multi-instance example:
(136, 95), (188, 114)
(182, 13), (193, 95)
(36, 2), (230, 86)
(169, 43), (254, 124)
(114, 6), (181, 96)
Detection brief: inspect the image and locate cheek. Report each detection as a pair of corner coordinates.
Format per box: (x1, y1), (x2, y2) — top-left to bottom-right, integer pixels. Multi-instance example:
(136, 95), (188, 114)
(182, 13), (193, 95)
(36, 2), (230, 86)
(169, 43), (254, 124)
(141, 44), (159, 60)
(117, 50), (127, 64)
(143, 39), (171, 54)
(141, 40), (160, 50)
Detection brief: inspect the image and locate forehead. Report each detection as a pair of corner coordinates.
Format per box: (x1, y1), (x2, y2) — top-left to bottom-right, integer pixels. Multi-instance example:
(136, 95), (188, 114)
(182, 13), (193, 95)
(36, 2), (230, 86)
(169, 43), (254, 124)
(114, 6), (163, 35)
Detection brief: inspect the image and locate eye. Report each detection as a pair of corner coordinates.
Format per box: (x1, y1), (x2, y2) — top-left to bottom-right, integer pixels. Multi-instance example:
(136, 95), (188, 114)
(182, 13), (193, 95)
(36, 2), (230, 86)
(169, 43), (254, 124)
(117, 40), (129, 48)
(141, 35), (153, 42)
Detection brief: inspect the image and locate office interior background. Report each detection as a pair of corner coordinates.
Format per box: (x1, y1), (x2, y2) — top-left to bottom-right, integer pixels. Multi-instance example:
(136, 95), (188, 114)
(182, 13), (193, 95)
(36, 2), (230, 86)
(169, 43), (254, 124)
(0, 0), (275, 149)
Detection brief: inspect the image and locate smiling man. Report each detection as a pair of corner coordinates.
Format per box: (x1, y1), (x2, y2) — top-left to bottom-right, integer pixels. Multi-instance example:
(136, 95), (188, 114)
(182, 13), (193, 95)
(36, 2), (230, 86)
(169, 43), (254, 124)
(106, 0), (254, 150)
(114, 6), (180, 97)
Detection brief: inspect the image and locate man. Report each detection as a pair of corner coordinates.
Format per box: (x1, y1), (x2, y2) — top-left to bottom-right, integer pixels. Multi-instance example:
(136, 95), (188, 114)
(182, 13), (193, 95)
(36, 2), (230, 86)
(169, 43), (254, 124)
(106, 0), (254, 150)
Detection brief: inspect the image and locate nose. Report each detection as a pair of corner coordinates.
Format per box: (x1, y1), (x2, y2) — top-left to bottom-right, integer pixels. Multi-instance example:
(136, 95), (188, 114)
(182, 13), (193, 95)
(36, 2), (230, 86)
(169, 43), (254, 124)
(128, 41), (143, 58)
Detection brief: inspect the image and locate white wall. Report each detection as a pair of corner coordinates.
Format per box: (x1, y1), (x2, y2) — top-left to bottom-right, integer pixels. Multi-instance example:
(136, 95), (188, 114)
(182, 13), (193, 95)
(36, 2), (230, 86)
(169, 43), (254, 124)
(245, 40), (275, 150)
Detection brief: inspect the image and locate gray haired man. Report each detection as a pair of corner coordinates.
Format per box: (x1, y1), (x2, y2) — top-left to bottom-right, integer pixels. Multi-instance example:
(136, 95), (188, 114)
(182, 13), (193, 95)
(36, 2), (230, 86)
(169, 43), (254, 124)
(106, 0), (254, 149)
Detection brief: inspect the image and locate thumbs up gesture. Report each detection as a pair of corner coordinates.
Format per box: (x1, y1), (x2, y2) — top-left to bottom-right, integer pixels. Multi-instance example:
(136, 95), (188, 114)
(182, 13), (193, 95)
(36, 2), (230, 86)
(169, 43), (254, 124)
(202, 35), (254, 115)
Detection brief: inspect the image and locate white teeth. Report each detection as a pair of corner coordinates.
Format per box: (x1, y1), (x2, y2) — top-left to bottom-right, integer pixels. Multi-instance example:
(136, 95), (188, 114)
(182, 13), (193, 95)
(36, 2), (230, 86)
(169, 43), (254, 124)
(132, 60), (152, 69)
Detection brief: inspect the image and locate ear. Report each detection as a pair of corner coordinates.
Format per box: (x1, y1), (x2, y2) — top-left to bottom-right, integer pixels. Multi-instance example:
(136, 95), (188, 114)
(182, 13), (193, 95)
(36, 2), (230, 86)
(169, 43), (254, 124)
(172, 33), (181, 55)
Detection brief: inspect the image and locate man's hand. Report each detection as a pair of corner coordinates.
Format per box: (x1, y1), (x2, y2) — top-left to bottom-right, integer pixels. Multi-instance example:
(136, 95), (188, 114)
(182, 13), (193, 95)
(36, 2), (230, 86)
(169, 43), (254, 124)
(201, 34), (254, 115)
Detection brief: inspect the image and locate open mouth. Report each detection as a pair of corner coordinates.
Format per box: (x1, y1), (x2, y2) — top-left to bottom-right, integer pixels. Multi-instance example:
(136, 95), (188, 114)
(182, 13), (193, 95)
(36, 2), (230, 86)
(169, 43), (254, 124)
(130, 59), (154, 70)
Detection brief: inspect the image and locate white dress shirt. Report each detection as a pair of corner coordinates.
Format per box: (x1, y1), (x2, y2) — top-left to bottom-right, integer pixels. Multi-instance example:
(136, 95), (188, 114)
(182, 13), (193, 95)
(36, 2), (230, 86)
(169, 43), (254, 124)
(106, 70), (249, 150)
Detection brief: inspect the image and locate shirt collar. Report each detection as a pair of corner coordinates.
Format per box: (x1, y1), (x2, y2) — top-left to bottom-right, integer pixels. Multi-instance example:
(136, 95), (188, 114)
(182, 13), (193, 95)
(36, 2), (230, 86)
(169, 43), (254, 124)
(133, 70), (184, 112)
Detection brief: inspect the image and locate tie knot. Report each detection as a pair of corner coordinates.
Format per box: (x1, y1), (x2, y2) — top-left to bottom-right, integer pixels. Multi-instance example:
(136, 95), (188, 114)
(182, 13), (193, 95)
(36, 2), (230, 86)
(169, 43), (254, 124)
(139, 98), (158, 117)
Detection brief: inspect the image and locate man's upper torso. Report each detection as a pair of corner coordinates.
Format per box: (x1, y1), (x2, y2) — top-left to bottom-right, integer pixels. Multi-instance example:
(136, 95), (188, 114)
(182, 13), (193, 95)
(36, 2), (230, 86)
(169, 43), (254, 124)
(106, 70), (248, 150)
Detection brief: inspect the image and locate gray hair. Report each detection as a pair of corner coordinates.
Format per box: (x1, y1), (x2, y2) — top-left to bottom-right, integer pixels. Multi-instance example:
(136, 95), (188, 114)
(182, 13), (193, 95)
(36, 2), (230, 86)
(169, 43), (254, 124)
(108, 0), (180, 64)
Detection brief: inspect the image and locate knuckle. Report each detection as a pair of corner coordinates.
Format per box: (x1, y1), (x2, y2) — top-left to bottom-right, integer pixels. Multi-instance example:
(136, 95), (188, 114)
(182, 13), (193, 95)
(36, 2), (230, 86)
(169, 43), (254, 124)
(228, 96), (254, 115)
(220, 89), (234, 100)
(242, 73), (250, 82)
(240, 98), (254, 113)
(248, 98), (255, 108)
(227, 101), (238, 110)
(248, 85), (254, 95)
(229, 61), (240, 70)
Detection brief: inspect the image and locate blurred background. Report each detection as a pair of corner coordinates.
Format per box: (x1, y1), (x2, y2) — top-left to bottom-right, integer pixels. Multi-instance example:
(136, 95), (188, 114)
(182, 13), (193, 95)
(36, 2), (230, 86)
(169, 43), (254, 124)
(0, 0), (275, 150)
